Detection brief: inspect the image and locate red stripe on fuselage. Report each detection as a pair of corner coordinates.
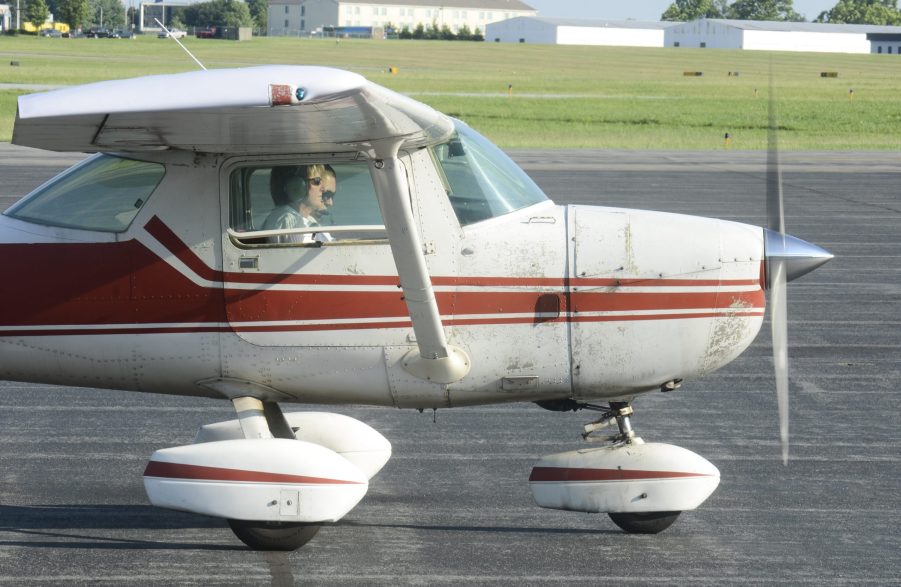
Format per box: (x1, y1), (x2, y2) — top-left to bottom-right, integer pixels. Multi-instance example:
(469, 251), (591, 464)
(0, 216), (764, 334)
(143, 460), (364, 485)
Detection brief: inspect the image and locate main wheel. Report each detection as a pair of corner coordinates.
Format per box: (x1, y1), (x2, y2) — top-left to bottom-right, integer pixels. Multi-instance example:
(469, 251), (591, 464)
(608, 511), (680, 534)
(227, 520), (321, 551)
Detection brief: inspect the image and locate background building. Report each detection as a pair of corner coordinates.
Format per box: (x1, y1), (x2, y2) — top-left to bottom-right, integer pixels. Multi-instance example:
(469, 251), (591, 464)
(486, 17), (676, 47)
(0, 4), (11, 32)
(666, 19), (901, 54)
(268, 0), (536, 38)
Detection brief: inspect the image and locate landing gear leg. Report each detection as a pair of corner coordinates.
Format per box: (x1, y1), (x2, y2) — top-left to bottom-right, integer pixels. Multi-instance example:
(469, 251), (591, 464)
(581, 400), (642, 445)
(226, 396), (321, 551)
(580, 400), (682, 534)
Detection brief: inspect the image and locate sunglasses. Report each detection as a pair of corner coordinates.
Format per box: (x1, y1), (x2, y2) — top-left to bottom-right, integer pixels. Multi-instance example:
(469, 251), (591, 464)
(322, 191), (335, 201)
(308, 176), (322, 186)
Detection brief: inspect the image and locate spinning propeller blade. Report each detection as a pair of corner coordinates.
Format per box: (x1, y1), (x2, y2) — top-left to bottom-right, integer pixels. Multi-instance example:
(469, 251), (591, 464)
(766, 68), (791, 465)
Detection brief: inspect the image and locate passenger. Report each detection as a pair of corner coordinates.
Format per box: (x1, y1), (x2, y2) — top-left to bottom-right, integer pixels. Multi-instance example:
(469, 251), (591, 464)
(262, 164), (337, 244)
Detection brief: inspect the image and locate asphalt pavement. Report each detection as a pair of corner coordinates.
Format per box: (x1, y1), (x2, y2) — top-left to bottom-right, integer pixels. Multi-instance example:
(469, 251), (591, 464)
(0, 143), (899, 585)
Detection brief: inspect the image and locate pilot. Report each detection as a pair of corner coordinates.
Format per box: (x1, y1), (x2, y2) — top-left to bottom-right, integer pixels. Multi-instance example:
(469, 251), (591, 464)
(263, 164), (337, 244)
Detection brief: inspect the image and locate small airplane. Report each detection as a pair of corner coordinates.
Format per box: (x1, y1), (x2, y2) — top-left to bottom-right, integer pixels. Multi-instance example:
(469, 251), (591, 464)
(0, 65), (832, 550)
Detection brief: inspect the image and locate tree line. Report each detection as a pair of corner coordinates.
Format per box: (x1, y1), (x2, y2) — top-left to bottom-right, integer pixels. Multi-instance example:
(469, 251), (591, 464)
(14, 0), (267, 33)
(394, 22), (484, 41)
(661, 0), (901, 25)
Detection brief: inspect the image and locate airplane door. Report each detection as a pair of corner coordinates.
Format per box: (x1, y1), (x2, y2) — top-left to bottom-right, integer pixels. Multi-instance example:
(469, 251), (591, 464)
(220, 157), (414, 349)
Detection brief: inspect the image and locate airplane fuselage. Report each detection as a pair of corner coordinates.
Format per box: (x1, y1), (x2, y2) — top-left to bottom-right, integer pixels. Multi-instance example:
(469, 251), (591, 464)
(0, 143), (765, 408)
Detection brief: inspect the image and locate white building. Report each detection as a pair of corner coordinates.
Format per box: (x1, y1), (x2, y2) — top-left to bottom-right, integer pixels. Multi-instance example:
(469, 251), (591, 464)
(0, 4), (11, 32)
(268, 0), (536, 37)
(666, 19), (901, 55)
(486, 17), (676, 47)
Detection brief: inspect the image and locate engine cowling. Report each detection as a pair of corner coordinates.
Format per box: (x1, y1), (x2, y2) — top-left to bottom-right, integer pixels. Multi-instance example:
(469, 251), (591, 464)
(529, 442), (720, 513)
(143, 438), (368, 522)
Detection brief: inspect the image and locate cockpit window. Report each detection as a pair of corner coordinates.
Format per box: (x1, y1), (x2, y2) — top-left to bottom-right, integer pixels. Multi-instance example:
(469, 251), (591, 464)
(5, 154), (164, 232)
(432, 120), (548, 226)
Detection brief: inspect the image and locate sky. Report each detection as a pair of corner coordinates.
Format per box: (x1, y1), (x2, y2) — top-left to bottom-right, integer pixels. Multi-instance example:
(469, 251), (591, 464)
(525, 1), (839, 22)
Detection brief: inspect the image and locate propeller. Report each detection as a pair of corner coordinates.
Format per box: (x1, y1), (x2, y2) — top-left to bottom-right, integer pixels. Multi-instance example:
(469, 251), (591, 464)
(763, 67), (833, 465)
(765, 91), (790, 464)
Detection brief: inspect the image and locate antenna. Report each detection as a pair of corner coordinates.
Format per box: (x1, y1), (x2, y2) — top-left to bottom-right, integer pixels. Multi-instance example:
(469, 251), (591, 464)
(154, 18), (206, 71)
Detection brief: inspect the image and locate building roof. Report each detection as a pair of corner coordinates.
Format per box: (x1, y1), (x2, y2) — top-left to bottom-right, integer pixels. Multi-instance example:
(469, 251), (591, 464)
(701, 18), (901, 35)
(509, 17), (677, 30)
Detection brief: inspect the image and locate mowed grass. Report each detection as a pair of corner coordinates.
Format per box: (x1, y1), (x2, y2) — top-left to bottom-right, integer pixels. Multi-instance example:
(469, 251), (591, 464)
(2, 35), (901, 149)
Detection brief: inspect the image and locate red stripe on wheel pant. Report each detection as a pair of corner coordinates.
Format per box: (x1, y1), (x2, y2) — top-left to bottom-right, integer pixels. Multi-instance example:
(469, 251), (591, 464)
(143, 461), (363, 484)
(529, 467), (713, 482)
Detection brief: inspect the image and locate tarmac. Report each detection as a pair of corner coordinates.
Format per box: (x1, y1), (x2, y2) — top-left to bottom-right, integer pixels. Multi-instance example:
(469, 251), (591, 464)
(0, 143), (899, 585)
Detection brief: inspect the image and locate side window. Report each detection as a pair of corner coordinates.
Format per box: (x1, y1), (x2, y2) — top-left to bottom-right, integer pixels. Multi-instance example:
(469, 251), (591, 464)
(5, 154), (164, 232)
(228, 161), (385, 246)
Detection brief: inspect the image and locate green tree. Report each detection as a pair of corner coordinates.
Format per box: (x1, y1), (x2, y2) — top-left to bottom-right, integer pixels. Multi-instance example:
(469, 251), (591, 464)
(25, 0), (50, 28)
(246, 0), (267, 32)
(56, 0), (90, 30)
(439, 23), (454, 40)
(661, 0), (728, 21)
(457, 23), (472, 40)
(815, 0), (901, 24)
(399, 25), (412, 39)
(471, 26), (484, 41)
(425, 20), (440, 39)
(412, 23), (424, 39)
(89, 0), (124, 28)
(727, 0), (805, 20)
(183, 0), (252, 28)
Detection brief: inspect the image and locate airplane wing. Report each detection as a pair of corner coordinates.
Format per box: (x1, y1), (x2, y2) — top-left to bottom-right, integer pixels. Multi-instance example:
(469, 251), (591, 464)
(12, 65), (453, 153)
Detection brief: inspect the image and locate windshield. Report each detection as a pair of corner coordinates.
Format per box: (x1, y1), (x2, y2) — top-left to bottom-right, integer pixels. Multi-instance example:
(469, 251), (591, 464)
(432, 120), (548, 226)
(5, 154), (164, 232)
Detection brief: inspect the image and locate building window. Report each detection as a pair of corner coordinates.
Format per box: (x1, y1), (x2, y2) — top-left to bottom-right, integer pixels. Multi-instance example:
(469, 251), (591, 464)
(700, 42), (706, 48)
(284, 6), (288, 14)
(301, 6), (304, 16)
(890, 46), (894, 54)
(284, 19), (289, 27)
(878, 46), (883, 53)
(674, 41), (680, 47)
(301, 19), (304, 30)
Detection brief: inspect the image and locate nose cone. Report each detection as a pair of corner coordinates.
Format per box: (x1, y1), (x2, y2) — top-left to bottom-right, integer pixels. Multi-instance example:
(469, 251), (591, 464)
(764, 229), (834, 287)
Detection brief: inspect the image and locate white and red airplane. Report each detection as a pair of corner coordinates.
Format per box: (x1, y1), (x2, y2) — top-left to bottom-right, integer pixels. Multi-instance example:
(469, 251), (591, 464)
(0, 65), (832, 550)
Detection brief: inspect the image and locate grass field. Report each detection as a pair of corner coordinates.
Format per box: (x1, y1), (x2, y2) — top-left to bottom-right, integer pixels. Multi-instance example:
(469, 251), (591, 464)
(2, 34), (901, 150)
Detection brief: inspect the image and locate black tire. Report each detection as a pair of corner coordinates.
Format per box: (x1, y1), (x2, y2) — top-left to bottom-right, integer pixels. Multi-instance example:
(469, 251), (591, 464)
(608, 511), (681, 534)
(227, 519), (321, 551)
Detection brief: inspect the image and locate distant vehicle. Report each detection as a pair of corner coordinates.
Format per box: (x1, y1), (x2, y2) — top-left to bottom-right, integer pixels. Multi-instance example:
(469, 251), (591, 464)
(116, 29), (135, 39)
(196, 27), (217, 38)
(41, 29), (62, 38)
(86, 28), (111, 38)
(158, 28), (187, 39)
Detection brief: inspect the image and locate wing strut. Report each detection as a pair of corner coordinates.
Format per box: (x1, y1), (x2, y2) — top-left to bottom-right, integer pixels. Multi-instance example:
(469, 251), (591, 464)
(367, 141), (470, 384)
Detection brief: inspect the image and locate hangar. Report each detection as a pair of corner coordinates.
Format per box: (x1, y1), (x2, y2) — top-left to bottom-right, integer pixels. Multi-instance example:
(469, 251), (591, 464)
(485, 17), (675, 47)
(666, 19), (901, 54)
